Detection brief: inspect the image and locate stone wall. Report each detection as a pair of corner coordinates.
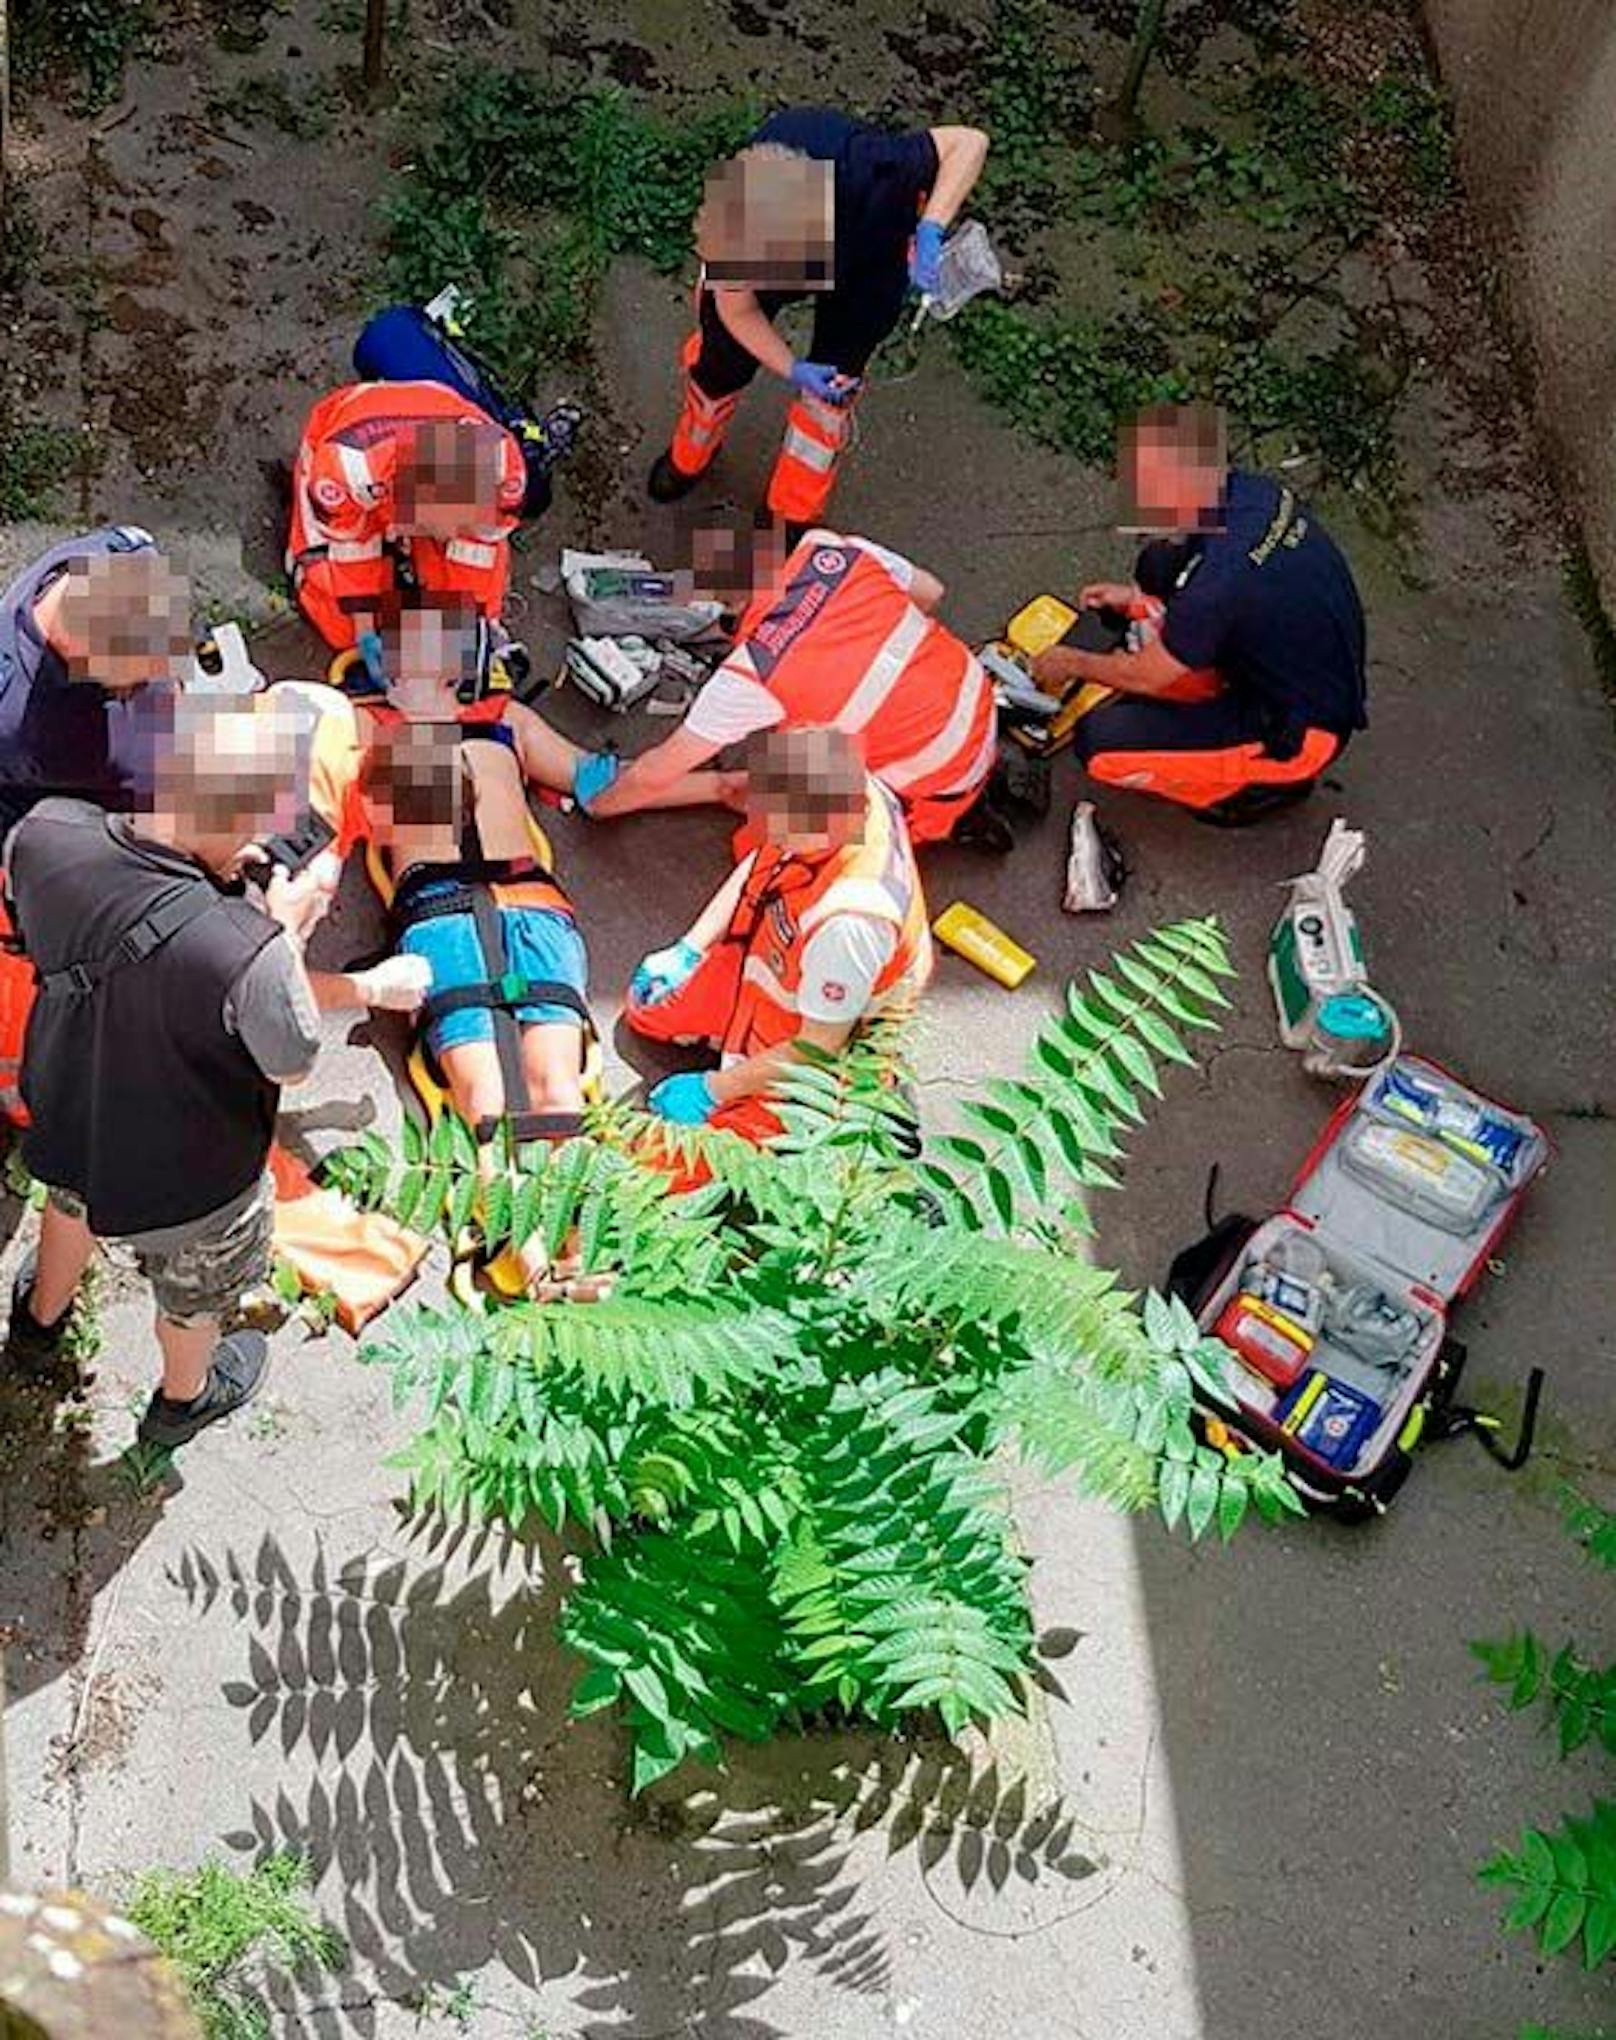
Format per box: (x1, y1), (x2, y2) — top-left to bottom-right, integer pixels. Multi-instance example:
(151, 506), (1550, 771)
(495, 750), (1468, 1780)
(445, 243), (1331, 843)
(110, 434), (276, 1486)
(1423, 0), (1616, 605)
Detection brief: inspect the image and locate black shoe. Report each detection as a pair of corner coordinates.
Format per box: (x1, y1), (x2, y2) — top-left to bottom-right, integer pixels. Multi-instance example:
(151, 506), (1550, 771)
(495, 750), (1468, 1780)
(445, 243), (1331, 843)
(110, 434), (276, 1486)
(136, 1331), (269, 1450)
(2, 1256), (73, 1384)
(1194, 779), (1319, 828)
(647, 451), (701, 503)
(989, 743), (1053, 819)
(951, 796), (1017, 854)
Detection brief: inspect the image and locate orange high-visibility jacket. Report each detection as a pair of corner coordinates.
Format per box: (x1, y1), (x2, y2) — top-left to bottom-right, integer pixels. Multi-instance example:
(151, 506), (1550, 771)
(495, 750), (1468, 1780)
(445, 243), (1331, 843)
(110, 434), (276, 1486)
(287, 382), (525, 628)
(721, 778), (933, 1063)
(725, 535), (996, 833)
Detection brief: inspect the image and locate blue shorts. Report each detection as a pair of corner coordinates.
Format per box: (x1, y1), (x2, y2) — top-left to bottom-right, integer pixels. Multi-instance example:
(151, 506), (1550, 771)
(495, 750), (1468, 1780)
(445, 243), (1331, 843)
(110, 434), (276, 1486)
(399, 887), (589, 1057)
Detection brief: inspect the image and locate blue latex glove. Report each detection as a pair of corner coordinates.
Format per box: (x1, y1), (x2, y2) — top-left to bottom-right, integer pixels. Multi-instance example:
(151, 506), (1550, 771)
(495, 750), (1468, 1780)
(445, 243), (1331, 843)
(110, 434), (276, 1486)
(910, 220), (945, 297)
(790, 360), (860, 407)
(631, 938), (703, 1008)
(647, 1071), (720, 1125)
(573, 749), (621, 813)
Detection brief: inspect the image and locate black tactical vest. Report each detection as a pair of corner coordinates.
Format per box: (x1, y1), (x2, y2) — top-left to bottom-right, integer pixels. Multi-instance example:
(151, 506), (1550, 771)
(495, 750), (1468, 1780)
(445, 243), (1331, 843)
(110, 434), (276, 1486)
(9, 800), (281, 1235)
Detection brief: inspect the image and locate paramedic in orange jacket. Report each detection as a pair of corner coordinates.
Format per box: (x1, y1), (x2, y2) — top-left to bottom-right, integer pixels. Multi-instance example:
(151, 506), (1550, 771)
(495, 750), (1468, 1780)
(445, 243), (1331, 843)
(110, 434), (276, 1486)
(287, 382), (526, 651)
(625, 724), (931, 1143)
(580, 521), (996, 846)
(646, 109), (989, 530)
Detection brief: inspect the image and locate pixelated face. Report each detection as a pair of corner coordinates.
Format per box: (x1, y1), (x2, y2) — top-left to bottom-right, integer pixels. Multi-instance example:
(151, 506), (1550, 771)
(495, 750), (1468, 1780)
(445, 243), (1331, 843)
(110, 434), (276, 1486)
(151, 700), (305, 853)
(396, 420), (502, 539)
(59, 553), (192, 693)
(697, 154), (835, 290)
(364, 719), (464, 845)
(683, 514), (787, 608)
(1119, 407), (1229, 533)
(387, 604), (481, 696)
(749, 762), (864, 854)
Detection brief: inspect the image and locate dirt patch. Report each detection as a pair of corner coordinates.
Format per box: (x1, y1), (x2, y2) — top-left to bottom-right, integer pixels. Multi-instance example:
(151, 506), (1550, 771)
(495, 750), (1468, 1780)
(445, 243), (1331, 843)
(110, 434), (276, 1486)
(51, 1665), (164, 1778)
(105, 291), (187, 338)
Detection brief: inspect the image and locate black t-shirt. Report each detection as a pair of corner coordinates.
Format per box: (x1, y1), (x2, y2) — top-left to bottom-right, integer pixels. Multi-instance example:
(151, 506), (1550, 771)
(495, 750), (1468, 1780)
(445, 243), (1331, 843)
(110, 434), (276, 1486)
(752, 108), (939, 300)
(1147, 470), (1368, 739)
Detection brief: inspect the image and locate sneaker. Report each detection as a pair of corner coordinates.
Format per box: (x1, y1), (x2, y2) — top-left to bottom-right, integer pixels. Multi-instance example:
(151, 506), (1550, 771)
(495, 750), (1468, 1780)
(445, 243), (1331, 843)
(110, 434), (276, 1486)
(136, 1331), (269, 1450)
(2, 1255), (73, 1384)
(647, 450), (702, 503)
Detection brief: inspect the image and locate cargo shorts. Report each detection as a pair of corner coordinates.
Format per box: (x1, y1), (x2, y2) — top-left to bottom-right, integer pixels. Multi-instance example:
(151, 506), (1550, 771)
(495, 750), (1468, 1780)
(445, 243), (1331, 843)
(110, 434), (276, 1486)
(45, 1172), (275, 1327)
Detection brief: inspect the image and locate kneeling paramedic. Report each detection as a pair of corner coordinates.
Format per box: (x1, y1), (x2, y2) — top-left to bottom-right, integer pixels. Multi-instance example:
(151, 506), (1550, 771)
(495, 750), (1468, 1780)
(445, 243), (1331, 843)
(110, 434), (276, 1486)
(625, 723), (932, 1145)
(288, 386), (526, 652)
(2, 700), (427, 1445)
(1031, 402), (1368, 822)
(647, 108), (989, 529)
(578, 519), (997, 846)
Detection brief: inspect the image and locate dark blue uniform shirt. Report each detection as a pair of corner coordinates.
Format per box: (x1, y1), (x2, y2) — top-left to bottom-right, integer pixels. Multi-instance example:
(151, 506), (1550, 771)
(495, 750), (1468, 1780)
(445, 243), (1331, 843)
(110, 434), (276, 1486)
(753, 108), (939, 302)
(1149, 470), (1368, 741)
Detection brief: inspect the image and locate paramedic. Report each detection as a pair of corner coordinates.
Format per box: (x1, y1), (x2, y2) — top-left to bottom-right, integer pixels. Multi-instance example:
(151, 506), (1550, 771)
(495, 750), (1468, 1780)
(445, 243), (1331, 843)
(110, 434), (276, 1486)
(625, 723), (931, 1144)
(1, 700), (424, 1445)
(1031, 402), (1368, 823)
(578, 521), (997, 846)
(287, 383), (526, 651)
(646, 109), (989, 529)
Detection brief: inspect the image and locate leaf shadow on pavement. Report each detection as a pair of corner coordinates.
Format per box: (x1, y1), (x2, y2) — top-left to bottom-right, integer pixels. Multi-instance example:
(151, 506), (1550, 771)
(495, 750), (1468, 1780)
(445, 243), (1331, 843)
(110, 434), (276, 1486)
(169, 1517), (1104, 2036)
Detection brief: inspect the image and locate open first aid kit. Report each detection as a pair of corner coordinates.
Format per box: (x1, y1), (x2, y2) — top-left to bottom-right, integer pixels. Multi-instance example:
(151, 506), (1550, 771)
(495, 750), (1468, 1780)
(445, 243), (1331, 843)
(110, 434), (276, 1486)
(1168, 1054), (1549, 1519)
(562, 549), (726, 643)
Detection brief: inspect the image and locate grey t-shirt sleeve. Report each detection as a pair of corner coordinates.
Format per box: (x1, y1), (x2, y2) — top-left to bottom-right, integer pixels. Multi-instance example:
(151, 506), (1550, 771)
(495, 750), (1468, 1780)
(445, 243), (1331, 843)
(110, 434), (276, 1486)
(223, 930), (322, 1082)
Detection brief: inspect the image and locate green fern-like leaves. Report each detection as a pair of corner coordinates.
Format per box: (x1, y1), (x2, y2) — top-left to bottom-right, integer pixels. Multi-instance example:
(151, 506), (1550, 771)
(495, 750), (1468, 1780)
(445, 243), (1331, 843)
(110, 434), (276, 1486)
(1565, 1490), (1616, 1572)
(1476, 1504), (1616, 1988)
(335, 917), (1295, 1792)
(1479, 1803), (1616, 1968)
(1472, 1631), (1616, 1761)
(562, 1530), (793, 1793)
(776, 1373), (1032, 1734)
(919, 917), (1233, 1235)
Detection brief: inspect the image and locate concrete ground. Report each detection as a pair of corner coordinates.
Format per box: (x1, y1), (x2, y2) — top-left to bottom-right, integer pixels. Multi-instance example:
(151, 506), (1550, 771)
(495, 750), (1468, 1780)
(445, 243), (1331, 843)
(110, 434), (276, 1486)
(5, 6), (1616, 2038)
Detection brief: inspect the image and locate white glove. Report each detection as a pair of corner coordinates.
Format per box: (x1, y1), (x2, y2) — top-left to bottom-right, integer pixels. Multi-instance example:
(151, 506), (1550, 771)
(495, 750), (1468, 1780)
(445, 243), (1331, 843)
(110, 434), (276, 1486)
(355, 955), (433, 1013)
(263, 851), (341, 944)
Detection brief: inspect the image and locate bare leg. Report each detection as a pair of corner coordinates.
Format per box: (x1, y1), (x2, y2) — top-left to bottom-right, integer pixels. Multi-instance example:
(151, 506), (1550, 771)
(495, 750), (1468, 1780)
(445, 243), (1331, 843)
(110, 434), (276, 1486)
(31, 1199), (96, 1326)
(155, 1314), (217, 1403)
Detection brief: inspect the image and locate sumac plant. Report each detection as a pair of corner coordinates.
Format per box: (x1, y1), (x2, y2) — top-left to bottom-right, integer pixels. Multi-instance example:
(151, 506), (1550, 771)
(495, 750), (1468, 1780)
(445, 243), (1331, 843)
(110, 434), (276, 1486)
(327, 918), (1302, 1791)
(1475, 1492), (1616, 1986)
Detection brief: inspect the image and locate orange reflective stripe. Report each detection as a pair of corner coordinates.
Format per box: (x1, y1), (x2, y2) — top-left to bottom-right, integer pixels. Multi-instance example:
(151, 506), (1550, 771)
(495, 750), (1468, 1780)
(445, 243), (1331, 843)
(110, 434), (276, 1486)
(878, 651), (993, 794)
(736, 540), (994, 820)
(669, 328), (744, 477)
(767, 394), (856, 521)
(835, 603), (932, 732)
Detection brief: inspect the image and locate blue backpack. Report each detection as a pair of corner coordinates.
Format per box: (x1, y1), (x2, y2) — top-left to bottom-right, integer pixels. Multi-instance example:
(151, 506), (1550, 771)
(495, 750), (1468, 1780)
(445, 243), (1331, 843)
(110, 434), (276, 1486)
(352, 304), (578, 520)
